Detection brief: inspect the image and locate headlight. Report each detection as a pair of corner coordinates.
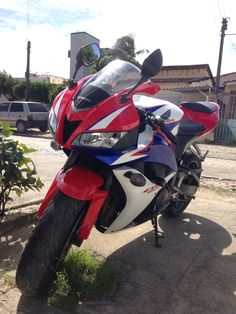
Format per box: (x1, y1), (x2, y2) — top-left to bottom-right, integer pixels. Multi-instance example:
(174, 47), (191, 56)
(72, 131), (127, 149)
(48, 108), (57, 135)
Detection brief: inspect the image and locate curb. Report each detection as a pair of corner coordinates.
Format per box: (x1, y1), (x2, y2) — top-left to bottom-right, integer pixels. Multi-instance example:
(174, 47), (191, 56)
(0, 203), (39, 236)
(202, 175), (236, 182)
(6, 199), (43, 211)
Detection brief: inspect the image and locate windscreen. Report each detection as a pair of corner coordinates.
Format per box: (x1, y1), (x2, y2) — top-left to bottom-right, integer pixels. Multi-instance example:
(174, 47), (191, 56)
(73, 60), (141, 111)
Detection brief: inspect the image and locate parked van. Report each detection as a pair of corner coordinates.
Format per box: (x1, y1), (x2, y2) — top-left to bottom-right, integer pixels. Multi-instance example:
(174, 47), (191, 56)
(0, 101), (49, 133)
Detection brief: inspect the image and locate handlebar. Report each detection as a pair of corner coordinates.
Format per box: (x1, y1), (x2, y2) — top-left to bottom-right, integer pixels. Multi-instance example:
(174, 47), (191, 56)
(139, 109), (178, 145)
(154, 117), (178, 145)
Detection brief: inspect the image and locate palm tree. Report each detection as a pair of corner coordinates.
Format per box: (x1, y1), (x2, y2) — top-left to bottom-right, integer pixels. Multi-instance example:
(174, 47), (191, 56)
(95, 34), (149, 71)
(113, 34), (149, 60)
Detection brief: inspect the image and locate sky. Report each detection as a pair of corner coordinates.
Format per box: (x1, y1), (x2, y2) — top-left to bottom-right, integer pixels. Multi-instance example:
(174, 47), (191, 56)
(0, 0), (236, 79)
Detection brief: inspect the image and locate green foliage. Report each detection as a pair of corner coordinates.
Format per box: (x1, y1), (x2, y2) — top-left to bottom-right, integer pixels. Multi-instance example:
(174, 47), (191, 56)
(1, 71), (66, 106)
(48, 83), (66, 105)
(114, 34), (136, 59)
(48, 249), (121, 311)
(13, 81), (26, 100)
(0, 124), (44, 216)
(0, 71), (17, 100)
(95, 34), (147, 71)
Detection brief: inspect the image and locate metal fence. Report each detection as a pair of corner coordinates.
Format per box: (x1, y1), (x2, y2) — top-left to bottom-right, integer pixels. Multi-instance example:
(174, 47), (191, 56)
(214, 94), (236, 143)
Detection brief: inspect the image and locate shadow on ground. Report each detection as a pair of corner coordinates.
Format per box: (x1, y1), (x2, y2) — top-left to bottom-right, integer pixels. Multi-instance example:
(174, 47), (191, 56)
(3, 212), (233, 314)
(93, 213), (235, 314)
(0, 222), (34, 274)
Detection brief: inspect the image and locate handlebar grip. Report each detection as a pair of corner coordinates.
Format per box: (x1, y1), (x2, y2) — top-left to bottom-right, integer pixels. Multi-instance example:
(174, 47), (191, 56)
(157, 119), (178, 145)
(142, 111), (178, 145)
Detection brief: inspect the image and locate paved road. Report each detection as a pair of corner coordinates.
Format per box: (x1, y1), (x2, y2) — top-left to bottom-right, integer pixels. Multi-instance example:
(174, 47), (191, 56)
(11, 134), (236, 187)
(7, 135), (236, 208)
(199, 143), (236, 181)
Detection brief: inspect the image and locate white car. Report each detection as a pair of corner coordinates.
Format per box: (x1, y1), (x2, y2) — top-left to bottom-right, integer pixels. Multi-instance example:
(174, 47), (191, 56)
(0, 101), (49, 133)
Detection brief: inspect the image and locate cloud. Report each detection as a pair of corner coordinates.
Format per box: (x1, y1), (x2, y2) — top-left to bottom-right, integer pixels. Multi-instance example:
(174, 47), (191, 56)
(0, 0), (236, 78)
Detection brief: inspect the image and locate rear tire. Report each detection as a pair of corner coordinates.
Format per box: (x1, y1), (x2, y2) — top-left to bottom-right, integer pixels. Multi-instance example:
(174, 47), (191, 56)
(39, 125), (48, 132)
(16, 121), (27, 133)
(162, 153), (202, 217)
(16, 192), (86, 297)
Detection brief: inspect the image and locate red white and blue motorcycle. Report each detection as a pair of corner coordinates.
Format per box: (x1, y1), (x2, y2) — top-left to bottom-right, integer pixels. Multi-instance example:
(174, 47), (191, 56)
(16, 43), (219, 296)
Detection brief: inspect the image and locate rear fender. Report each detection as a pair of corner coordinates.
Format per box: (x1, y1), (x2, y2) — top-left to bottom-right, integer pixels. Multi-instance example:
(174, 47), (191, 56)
(37, 166), (107, 218)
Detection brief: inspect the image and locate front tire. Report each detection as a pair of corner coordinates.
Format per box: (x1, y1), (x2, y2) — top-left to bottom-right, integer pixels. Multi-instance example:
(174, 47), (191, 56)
(16, 192), (86, 297)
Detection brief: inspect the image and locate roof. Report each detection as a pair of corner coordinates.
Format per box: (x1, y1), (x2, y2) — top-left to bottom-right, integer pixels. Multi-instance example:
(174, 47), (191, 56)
(217, 72), (236, 86)
(70, 31), (100, 42)
(152, 64), (215, 90)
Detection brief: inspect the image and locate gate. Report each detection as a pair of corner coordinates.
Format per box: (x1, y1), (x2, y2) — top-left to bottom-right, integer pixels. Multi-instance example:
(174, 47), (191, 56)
(214, 94), (236, 143)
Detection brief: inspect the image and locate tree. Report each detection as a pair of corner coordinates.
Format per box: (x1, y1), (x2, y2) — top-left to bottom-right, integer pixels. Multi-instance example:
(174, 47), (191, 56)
(0, 71), (17, 100)
(114, 34), (149, 58)
(113, 35), (136, 59)
(48, 83), (66, 105)
(95, 34), (149, 71)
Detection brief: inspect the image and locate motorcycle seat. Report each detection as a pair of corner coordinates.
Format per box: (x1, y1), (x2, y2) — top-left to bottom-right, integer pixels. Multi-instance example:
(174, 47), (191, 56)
(178, 119), (204, 135)
(180, 101), (218, 113)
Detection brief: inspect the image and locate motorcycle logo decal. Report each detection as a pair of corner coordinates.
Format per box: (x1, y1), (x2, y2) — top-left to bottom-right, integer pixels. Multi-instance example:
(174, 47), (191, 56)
(143, 184), (160, 193)
(161, 109), (171, 120)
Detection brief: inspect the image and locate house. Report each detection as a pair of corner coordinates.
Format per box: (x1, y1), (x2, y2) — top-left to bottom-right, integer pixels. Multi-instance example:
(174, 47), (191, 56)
(15, 73), (65, 84)
(214, 72), (236, 143)
(152, 64), (215, 105)
(152, 65), (236, 143)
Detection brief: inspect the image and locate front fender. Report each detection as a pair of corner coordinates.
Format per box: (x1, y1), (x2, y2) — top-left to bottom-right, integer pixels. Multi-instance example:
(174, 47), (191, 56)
(37, 165), (105, 218)
(57, 165), (104, 200)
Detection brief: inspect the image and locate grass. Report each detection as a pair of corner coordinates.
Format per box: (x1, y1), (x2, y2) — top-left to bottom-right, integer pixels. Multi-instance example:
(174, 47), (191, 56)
(48, 248), (121, 312)
(0, 272), (16, 294)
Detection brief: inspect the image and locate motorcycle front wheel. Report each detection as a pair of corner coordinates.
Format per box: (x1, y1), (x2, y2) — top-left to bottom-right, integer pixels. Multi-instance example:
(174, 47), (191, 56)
(16, 191), (87, 297)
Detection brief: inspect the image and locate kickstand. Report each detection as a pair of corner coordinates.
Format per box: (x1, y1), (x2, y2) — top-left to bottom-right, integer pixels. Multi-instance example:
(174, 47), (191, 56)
(152, 216), (165, 248)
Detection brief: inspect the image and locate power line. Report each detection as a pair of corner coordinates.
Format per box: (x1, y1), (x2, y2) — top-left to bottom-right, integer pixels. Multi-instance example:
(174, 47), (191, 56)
(27, 0), (30, 32)
(226, 36), (236, 51)
(217, 0), (223, 18)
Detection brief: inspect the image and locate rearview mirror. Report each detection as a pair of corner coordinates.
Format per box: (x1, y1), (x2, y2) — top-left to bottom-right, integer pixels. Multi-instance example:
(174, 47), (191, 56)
(80, 43), (100, 67)
(72, 43), (100, 80)
(141, 49), (163, 78)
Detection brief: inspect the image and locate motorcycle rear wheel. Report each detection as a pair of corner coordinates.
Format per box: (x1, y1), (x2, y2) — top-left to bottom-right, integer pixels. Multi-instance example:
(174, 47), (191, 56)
(16, 192), (86, 297)
(162, 153), (202, 217)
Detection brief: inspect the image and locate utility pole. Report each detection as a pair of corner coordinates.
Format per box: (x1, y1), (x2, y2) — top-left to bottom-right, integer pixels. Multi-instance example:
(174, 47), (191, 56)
(25, 40), (31, 101)
(215, 18), (228, 94)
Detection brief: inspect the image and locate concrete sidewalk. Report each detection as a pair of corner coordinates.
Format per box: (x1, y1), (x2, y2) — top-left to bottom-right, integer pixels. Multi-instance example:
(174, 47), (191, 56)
(0, 187), (236, 314)
(0, 139), (236, 313)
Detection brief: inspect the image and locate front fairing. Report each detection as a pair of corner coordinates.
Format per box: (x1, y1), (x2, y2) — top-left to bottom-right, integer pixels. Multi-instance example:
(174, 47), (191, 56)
(53, 80), (159, 150)
(50, 58), (168, 166)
